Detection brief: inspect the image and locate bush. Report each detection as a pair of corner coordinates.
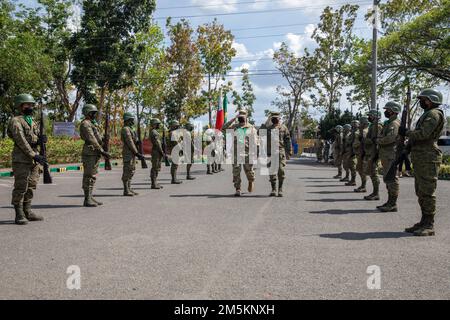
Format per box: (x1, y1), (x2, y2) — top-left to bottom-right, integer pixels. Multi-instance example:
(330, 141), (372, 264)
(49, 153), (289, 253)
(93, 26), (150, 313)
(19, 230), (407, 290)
(0, 137), (122, 169)
(439, 165), (450, 180)
(442, 155), (450, 165)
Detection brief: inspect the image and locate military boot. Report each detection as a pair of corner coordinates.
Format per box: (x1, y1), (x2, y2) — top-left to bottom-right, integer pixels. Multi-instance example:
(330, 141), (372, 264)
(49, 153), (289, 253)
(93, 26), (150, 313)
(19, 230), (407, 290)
(14, 205), (28, 225)
(151, 171), (163, 190)
(123, 180), (134, 196)
(405, 215), (426, 233)
(364, 180), (379, 200)
(340, 173), (350, 182)
(248, 181), (254, 193)
(207, 165), (213, 175)
(278, 180), (284, 197)
(128, 181), (139, 196)
(212, 164), (219, 173)
(333, 173), (342, 179)
(83, 189), (97, 207)
(378, 194), (398, 212)
(234, 189), (241, 197)
(414, 215), (435, 237)
(218, 164), (224, 172)
(186, 166), (196, 180)
(91, 187), (103, 205)
(270, 181), (277, 197)
(171, 167), (182, 184)
(346, 174), (357, 186)
(23, 202), (43, 221)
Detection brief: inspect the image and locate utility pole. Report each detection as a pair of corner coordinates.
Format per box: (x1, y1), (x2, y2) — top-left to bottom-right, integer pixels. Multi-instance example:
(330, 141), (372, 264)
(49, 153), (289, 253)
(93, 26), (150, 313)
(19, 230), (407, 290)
(371, 0), (380, 111)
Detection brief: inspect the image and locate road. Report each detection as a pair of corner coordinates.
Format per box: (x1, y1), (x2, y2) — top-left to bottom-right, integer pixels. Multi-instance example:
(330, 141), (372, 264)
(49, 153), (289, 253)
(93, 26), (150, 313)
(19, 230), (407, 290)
(0, 158), (449, 299)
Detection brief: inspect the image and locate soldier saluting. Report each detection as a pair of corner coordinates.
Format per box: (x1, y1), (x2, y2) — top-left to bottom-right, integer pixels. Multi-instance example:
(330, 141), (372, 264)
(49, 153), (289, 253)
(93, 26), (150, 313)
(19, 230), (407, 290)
(8, 94), (45, 225)
(400, 89), (445, 237)
(80, 104), (110, 207)
(121, 112), (145, 196)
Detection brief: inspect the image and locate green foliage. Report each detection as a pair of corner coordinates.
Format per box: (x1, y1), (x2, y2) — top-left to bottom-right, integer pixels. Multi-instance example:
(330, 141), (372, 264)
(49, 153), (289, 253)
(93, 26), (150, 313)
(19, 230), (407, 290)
(318, 109), (357, 140)
(439, 165), (450, 180)
(165, 19), (203, 122)
(231, 68), (256, 121)
(311, 4), (359, 112)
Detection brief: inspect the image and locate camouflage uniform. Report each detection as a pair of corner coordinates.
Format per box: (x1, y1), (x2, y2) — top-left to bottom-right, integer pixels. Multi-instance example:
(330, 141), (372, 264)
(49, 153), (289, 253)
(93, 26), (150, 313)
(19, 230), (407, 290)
(261, 112), (292, 197)
(354, 118), (368, 192)
(185, 123), (196, 180)
(316, 139), (324, 162)
(121, 117), (139, 196)
(223, 110), (258, 195)
(341, 125), (352, 182)
(333, 126), (343, 178)
(80, 115), (104, 207)
(150, 119), (164, 189)
(404, 89), (445, 236)
(363, 112), (382, 200)
(169, 121), (183, 184)
(8, 94), (44, 224)
(377, 102), (401, 212)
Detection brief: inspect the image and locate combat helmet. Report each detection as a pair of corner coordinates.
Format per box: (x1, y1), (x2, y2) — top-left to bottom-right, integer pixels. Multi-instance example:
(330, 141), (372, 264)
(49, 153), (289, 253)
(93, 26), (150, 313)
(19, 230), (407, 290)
(417, 88), (443, 105)
(123, 112), (134, 121)
(367, 109), (381, 118)
(343, 124), (352, 131)
(169, 120), (180, 127)
(14, 94), (35, 109)
(150, 118), (161, 126)
(335, 125), (343, 132)
(185, 122), (194, 131)
(384, 101), (402, 114)
(82, 104), (98, 116)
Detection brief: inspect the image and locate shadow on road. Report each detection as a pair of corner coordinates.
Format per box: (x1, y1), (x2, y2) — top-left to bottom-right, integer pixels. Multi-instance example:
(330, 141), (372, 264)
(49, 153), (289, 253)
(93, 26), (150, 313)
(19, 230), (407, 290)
(308, 191), (356, 194)
(99, 187), (150, 191)
(306, 198), (367, 202)
(59, 194), (118, 198)
(310, 209), (377, 215)
(170, 194), (269, 199)
(320, 232), (413, 240)
(304, 185), (346, 188)
(299, 177), (335, 180)
(0, 220), (15, 225)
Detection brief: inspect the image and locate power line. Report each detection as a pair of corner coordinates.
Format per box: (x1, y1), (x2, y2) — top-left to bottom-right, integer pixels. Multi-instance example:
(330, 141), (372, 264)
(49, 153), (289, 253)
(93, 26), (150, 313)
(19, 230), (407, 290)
(154, 1), (372, 20)
(158, 0), (302, 10)
(235, 27), (366, 39)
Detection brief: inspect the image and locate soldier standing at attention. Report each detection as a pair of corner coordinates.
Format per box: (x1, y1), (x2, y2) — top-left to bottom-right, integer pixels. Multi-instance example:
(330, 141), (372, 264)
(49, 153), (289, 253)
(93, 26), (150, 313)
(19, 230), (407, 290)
(80, 104), (110, 207)
(401, 89), (445, 236)
(121, 112), (145, 196)
(333, 125), (344, 179)
(8, 94), (45, 225)
(341, 124), (352, 183)
(377, 102), (401, 212)
(222, 110), (258, 197)
(149, 119), (164, 190)
(168, 120), (183, 184)
(345, 120), (359, 187)
(260, 112), (292, 197)
(354, 117), (369, 193)
(316, 134), (324, 163)
(363, 110), (382, 201)
(184, 123), (196, 180)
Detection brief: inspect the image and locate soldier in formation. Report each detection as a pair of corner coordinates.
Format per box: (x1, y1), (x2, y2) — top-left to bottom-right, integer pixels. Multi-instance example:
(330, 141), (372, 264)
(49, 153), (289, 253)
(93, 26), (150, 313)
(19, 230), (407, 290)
(401, 89), (445, 236)
(333, 125), (343, 179)
(149, 118), (164, 190)
(222, 110), (258, 197)
(121, 112), (145, 196)
(8, 94), (45, 225)
(316, 134), (324, 163)
(345, 120), (359, 187)
(376, 102), (401, 212)
(353, 117), (368, 193)
(80, 104), (110, 207)
(168, 120), (183, 184)
(184, 123), (197, 180)
(341, 124), (352, 183)
(362, 110), (382, 201)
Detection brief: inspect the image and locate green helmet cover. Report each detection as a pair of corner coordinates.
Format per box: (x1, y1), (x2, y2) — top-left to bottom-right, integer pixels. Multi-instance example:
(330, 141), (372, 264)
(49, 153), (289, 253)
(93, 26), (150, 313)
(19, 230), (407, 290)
(384, 101), (402, 113)
(14, 94), (36, 109)
(417, 88), (443, 105)
(82, 104), (98, 116)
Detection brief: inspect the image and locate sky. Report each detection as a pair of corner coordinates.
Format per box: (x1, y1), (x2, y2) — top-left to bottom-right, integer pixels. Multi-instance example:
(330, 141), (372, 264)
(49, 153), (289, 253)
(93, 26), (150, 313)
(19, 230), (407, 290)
(19, 0), (449, 126)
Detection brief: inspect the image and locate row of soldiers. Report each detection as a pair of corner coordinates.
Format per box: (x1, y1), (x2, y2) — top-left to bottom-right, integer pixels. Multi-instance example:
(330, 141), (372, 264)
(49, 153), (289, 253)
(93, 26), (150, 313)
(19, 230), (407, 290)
(7, 96), (292, 225)
(328, 88), (445, 237)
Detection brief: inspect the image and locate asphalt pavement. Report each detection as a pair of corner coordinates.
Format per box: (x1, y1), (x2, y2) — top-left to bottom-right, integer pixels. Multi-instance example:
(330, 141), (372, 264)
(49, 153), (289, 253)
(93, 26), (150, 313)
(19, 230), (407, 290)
(0, 158), (449, 299)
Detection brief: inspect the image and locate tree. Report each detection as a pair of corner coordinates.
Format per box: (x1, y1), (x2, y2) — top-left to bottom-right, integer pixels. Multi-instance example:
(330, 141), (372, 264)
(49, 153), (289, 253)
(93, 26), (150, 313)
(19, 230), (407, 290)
(318, 109), (357, 140)
(231, 68), (256, 121)
(0, 0), (52, 137)
(197, 19), (236, 126)
(311, 4), (359, 113)
(273, 42), (315, 134)
(165, 19), (203, 122)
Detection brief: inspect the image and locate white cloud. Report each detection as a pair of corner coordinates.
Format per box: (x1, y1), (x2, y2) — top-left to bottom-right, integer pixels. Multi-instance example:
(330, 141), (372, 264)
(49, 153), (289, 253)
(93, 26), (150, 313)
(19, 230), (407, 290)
(232, 41), (250, 58)
(191, 0), (238, 13)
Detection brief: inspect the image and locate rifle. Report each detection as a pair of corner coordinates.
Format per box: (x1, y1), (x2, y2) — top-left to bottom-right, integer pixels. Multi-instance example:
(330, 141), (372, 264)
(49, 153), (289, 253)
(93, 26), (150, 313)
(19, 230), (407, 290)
(161, 117), (171, 167)
(385, 99), (417, 182)
(39, 105), (52, 184)
(103, 103), (112, 170)
(136, 115), (148, 169)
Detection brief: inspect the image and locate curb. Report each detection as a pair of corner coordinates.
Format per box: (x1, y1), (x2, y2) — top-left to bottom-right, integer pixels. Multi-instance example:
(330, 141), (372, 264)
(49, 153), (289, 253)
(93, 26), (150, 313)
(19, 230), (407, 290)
(0, 162), (119, 178)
